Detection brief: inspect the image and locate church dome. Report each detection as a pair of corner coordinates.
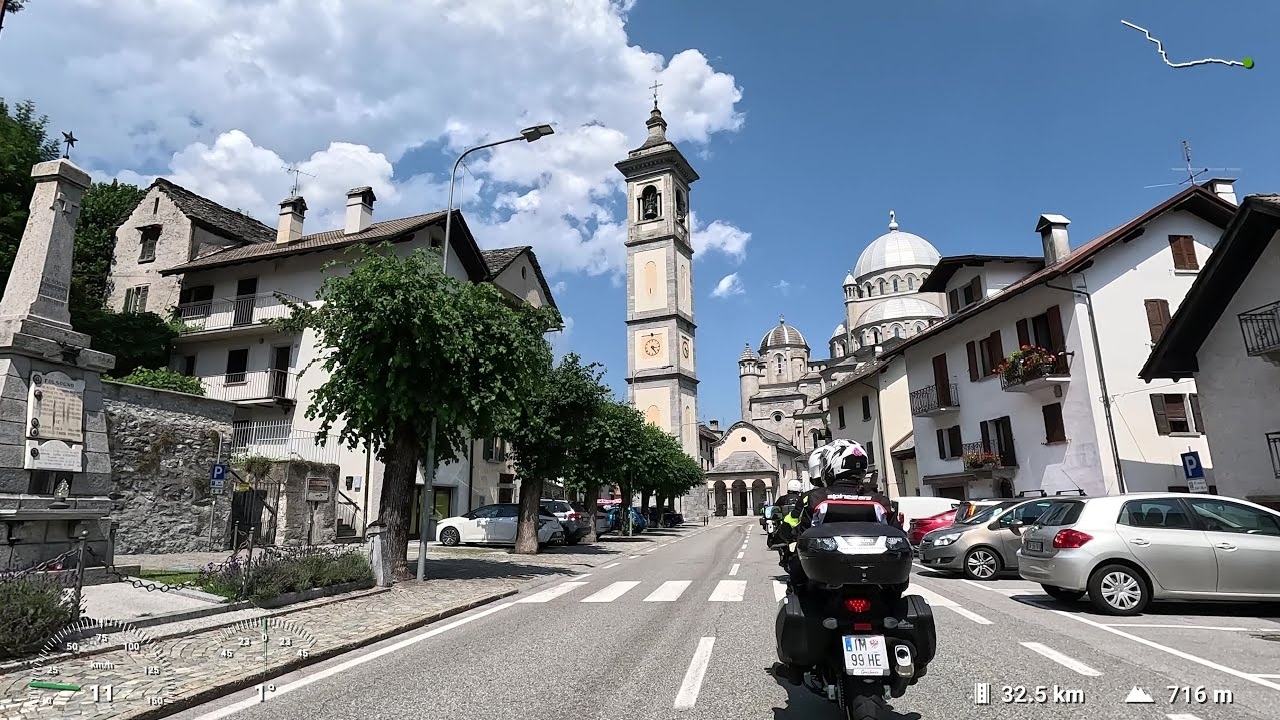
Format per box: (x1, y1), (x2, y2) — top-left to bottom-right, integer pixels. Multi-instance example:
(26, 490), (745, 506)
(853, 211), (941, 279)
(759, 315), (808, 352)
(855, 297), (945, 328)
(830, 323), (847, 339)
(739, 343), (758, 362)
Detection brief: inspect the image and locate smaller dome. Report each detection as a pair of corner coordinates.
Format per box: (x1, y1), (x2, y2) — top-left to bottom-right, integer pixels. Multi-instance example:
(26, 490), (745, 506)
(843, 272), (856, 286)
(830, 323), (847, 339)
(855, 297), (945, 328)
(759, 314), (809, 352)
(739, 343), (758, 362)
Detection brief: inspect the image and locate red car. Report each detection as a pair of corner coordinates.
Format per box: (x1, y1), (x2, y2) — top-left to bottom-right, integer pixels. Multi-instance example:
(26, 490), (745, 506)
(908, 508), (957, 546)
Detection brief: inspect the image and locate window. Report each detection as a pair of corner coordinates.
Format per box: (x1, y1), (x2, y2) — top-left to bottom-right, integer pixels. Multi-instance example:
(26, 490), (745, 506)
(1042, 402), (1066, 443)
(892, 277), (900, 292)
(861, 395), (872, 421)
(865, 441), (875, 466)
(1118, 498), (1195, 529)
(223, 348), (249, 385)
(1150, 393), (1203, 435)
(180, 355), (196, 376)
(878, 279), (887, 294)
(483, 437), (497, 461)
(1036, 501), (1084, 526)
(471, 505), (501, 519)
(1144, 299), (1172, 343)
(1168, 235), (1199, 271)
(152, 197), (160, 214)
(936, 425), (962, 459)
(967, 331), (1004, 380)
(772, 411), (784, 423)
(775, 354), (784, 376)
(892, 324), (902, 338)
(1015, 305), (1065, 353)
(138, 226), (160, 263)
(871, 328), (881, 344)
(639, 185), (661, 220)
(1000, 500), (1053, 526)
(837, 405), (846, 429)
(947, 277), (983, 315)
(178, 284), (214, 318)
(123, 285), (149, 314)
(979, 416), (1016, 465)
(907, 275), (915, 290)
(1186, 499), (1280, 536)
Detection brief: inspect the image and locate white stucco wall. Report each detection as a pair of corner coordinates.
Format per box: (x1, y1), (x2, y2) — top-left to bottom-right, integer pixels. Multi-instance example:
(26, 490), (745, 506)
(825, 357), (913, 498)
(1190, 228), (1280, 501)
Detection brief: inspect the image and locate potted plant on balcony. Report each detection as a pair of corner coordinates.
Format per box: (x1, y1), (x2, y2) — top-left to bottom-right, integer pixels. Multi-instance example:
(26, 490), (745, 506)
(995, 345), (1058, 385)
(963, 449), (1001, 471)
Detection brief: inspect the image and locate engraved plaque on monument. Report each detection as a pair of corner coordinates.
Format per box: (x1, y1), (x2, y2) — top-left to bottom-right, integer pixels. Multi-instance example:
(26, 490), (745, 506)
(24, 438), (84, 472)
(26, 370), (85, 444)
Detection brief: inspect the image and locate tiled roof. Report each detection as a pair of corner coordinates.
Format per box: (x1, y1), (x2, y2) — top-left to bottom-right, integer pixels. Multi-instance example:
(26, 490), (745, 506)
(757, 426), (801, 455)
(878, 183), (1237, 363)
(480, 246), (560, 311)
(752, 386), (804, 399)
(918, 254), (1045, 293)
(707, 451), (776, 475)
(890, 433), (915, 456)
(153, 178), (274, 244)
(162, 211), (449, 275)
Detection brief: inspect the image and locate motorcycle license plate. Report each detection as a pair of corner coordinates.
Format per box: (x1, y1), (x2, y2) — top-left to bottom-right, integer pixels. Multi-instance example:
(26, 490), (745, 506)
(1026, 541), (1043, 552)
(842, 635), (890, 676)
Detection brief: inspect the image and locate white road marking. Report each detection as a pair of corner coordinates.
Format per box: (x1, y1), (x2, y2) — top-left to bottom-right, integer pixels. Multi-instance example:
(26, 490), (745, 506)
(960, 579), (1034, 596)
(189, 601), (515, 719)
(729, 564), (740, 576)
(629, 555), (640, 559)
(577, 573), (592, 579)
(1105, 623), (1266, 632)
(1019, 642), (1102, 676)
(582, 581), (641, 603)
(773, 581), (787, 602)
(1043, 605), (1280, 691)
(708, 580), (747, 602)
(1254, 674), (1280, 679)
(673, 637), (716, 709)
(906, 585), (992, 624)
(645, 547), (657, 553)
(602, 562), (620, 569)
(1166, 715), (1205, 720)
(736, 551), (744, 559)
(518, 581), (588, 603)
(644, 580), (691, 602)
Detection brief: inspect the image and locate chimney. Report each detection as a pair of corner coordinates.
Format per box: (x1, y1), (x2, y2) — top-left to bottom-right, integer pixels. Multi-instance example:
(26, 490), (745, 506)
(1207, 178), (1237, 206)
(1036, 214), (1071, 265)
(277, 196), (307, 244)
(344, 186), (376, 234)
(709, 420), (720, 431)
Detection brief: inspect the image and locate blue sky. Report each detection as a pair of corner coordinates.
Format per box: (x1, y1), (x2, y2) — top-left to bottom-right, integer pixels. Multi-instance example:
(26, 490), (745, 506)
(443, 0), (1274, 426)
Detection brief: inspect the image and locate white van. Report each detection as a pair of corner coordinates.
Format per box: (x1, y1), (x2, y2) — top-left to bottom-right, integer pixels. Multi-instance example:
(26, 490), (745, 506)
(892, 496), (961, 527)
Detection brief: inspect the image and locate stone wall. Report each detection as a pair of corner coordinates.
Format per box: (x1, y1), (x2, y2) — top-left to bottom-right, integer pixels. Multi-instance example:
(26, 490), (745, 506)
(103, 381), (234, 554)
(263, 459), (340, 547)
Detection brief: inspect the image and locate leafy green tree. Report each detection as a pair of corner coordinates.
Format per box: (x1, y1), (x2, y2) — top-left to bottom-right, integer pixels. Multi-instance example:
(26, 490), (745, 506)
(0, 98), (58, 293)
(564, 399), (645, 543)
(504, 353), (610, 553)
(70, 307), (176, 376)
(110, 367), (204, 395)
(277, 244), (557, 577)
(72, 180), (146, 310)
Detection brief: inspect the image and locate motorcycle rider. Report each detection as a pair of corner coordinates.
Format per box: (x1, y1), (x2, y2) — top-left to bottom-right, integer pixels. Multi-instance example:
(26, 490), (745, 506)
(771, 479), (804, 540)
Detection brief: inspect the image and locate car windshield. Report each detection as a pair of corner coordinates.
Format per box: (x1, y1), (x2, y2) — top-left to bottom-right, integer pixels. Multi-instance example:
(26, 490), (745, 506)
(960, 504), (1008, 525)
(543, 501), (572, 514)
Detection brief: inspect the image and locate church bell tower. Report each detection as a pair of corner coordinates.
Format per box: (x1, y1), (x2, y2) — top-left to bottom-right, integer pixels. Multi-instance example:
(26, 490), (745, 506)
(616, 96), (702, 467)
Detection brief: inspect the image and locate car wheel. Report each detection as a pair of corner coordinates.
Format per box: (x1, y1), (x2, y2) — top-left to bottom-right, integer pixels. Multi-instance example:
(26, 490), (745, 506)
(1087, 564), (1150, 615)
(439, 527), (460, 547)
(566, 533), (581, 546)
(962, 547), (1002, 581)
(1042, 584), (1085, 602)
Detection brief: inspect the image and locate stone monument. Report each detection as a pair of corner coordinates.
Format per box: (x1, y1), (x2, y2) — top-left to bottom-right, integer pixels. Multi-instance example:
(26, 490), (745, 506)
(0, 158), (118, 570)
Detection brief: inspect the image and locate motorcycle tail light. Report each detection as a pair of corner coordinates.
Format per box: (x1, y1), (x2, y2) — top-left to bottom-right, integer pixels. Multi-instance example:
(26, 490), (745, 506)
(1053, 529), (1093, 549)
(844, 598), (872, 614)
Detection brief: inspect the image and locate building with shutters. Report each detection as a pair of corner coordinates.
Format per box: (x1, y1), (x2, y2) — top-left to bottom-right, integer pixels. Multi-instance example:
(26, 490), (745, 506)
(877, 179), (1239, 500)
(1140, 194), (1280, 509)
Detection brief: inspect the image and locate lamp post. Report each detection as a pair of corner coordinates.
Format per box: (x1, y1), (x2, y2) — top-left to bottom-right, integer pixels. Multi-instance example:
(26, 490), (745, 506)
(416, 123), (555, 581)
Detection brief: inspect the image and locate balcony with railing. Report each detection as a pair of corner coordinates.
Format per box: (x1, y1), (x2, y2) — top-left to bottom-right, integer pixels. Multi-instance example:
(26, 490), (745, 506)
(961, 441), (1017, 473)
(200, 370), (297, 405)
(999, 348), (1074, 392)
(910, 383), (960, 417)
(230, 420), (340, 465)
(1239, 301), (1280, 364)
(174, 292), (304, 338)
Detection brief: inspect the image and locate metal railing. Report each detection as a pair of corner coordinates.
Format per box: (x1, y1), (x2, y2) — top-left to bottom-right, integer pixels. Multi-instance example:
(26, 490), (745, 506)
(336, 490), (364, 539)
(1239, 301), (1280, 356)
(1269, 432), (1280, 479)
(909, 383), (959, 415)
(229, 420), (340, 465)
(1000, 351), (1073, 390)
(174, 292), (304, 335)
(200, 369), (297, 402)
(961, 441), (1017, 471)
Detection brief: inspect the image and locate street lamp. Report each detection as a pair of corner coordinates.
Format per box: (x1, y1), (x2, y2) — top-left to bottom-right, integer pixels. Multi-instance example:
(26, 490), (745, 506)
(416, 123), (556, 581)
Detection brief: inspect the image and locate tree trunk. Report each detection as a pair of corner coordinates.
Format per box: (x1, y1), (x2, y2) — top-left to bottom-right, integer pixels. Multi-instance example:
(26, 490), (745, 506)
(378, 423), (421, 580)
(583, 483), (601, 544)
(513, 476), (545, 554)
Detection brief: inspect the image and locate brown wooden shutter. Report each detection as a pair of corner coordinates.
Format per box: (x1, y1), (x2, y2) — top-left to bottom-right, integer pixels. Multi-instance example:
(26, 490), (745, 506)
(1144, 299), (1172, 342)
(987, 331), (1004, 374)
(1046, 304), (1065, 352)
(1042, 403), (1065, 443)
(980, 420), (991, 452)
(968, 276), (983, 303)
(1150, 394), (1171, 435)
(932, 354), (950, 403)
(948, 289), (960, 313)
(966, 341), (979, 381)
(937, 429), (947, 459)
(1190, 394), (1204, 434)
(1016, 318), (1030, 347)
(947, 426), (962, 457)
(1169, 235), (1199, 271)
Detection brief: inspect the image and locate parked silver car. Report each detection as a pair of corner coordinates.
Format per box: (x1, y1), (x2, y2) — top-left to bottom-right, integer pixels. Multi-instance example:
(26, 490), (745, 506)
(1018, 493), (1280, 615)
(540, 499), (589, 545)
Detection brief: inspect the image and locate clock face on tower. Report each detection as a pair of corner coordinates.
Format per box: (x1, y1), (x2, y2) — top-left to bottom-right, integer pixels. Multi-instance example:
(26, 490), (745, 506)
(681, 340), (690, 359)
(644, 337), (662, 357)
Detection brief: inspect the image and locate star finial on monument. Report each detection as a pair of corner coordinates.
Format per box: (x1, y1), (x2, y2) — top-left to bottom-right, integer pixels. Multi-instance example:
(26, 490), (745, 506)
(61, 132), (77, 160)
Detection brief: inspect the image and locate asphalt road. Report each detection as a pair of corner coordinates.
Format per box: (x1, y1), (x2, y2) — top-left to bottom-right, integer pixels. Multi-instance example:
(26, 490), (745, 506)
(169, 520), (1280, 720)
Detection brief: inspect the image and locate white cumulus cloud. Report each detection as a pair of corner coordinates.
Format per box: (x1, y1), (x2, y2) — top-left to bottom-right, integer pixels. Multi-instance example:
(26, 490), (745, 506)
(2, 0), (751, 279)
(711, 273), (745, 298)
(774, 279), (790, 295)
(549, 316), (575, 358)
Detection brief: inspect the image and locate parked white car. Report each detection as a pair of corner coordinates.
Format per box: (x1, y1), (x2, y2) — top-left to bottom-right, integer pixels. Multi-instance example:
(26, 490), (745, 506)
(435, 503), (563, 547)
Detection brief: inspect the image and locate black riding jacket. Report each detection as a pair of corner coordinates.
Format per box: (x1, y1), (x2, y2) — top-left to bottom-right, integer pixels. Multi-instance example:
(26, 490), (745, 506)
(783, 482), (898, 537)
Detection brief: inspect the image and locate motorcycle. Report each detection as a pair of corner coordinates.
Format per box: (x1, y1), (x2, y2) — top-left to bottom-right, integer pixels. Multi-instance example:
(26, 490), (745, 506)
(776, 521), (935, 719)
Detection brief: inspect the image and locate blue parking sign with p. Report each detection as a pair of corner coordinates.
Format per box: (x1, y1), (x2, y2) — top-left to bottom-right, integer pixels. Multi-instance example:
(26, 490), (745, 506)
(1181, 451), (1204, 480)
(210, 463), (228, 481)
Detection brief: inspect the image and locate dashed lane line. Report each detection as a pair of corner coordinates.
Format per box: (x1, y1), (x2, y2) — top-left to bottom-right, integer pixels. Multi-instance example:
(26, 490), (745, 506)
(1167, 714), (1206, 720)
(644, 581), (691, 602)
(601, 562), (620, 569)
(729, 564), (740, 576)
(673, 637), (716, 710)
(708, 580), (747, 602)
(736, 551), (744, 559)
(1018, 642), (1102, 677)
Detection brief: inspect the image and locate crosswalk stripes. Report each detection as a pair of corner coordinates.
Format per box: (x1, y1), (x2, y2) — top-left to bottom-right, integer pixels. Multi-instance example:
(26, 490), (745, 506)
(518, 581), (588, 603)
(708, 580), (747, 602)
(645, 580), (691, 602)
(582, 581), (641, 603)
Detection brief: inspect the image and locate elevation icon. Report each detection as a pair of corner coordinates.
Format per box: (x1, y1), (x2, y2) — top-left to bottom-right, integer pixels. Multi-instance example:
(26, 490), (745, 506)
(1124, 686), (1155, 703)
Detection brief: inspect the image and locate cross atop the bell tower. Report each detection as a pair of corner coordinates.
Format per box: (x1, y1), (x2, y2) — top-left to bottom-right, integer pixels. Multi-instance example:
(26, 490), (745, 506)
(649, 79), (663, 109)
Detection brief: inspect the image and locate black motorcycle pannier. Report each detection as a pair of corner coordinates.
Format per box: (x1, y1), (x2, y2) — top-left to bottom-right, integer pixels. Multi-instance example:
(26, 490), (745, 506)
(776, 591), (828, 667)
(889, 593), (936, 668)
(797, 522), (912, 587)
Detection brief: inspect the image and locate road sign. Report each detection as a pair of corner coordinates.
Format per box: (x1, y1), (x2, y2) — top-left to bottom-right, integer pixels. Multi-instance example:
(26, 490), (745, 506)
(305, 475), (331, 503)
(210, 463), (229, 481)
(1181, 451), (1204, 479)
(210, 483), (225, 496)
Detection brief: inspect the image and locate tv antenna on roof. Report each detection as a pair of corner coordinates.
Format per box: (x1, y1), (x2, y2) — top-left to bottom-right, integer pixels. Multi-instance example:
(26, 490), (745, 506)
(1144, 140), (1240, 189)
(282, 164), (316, 197)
